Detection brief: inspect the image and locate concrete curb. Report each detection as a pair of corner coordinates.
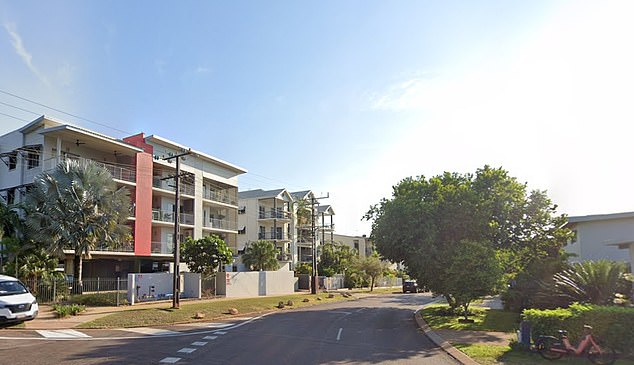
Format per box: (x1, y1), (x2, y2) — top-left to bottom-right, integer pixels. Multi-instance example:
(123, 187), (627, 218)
(414, 310), (480, 365)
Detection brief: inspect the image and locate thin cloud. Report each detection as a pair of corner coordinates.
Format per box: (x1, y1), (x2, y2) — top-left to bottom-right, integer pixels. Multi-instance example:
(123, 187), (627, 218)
(4, 22), (50, 86)
(195, 66), (210, 74)
(369, 75), (438, 112)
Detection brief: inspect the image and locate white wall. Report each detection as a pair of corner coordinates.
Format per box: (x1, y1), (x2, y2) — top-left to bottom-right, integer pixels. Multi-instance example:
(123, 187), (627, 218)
(215, 271), (296, 298)
(565, 218), (633, 264)
(127, 272), (201, 304)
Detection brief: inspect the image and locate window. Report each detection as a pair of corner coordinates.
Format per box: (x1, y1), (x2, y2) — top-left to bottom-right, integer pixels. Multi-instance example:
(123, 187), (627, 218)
(27, 151), (40, 169)
(259, 206), (265, 219)
(8, 152), (17, 170)
(6, 188), (15, 205)
(276, 226), (283, 239)
(353, 239), (359, 251)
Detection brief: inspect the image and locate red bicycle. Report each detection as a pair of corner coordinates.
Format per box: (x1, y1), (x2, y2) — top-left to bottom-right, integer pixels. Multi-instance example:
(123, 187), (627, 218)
(535, 326), (617, 365)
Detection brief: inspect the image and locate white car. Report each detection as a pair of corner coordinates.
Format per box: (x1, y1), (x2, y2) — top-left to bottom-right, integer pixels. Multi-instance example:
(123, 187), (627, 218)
(0, 275), (39, 324)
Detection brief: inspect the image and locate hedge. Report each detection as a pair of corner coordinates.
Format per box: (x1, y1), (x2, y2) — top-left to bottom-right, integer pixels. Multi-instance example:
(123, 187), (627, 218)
(523, 303), (634, 355)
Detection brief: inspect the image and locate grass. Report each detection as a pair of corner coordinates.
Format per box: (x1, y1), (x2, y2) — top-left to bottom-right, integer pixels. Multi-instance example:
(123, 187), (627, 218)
(454, 343), (634, 365)
(420, 304), (519, 332)
(79, 292), (354, 328)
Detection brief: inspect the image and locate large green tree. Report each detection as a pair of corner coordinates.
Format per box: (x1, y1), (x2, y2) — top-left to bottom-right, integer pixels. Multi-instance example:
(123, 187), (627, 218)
(356, 254), (388, 292)
(241, 240), (279, 271)
(180, 235), (233, 277)
(25, 159), (131, 284)
(365, 166), (570, 311)
(318, 242), (357, 277)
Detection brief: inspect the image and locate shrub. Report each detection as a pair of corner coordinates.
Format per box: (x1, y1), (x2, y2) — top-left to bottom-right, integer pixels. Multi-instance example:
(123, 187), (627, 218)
(52, 304), (86, 318)
(523, 303), (634, 355)
(67, 292), (128, 306)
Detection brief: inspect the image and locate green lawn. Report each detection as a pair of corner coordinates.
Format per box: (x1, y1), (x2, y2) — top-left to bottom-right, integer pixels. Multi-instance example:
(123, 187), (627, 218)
(455, 344), (634, 365)
(420, 304), (519, 332)
(79, 293), (354, 328)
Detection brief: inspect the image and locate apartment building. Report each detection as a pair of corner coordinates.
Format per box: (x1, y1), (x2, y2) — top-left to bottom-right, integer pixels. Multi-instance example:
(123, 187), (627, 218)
(0, 116), (246, 278)
(331, 233), (374, 258)
(237, 189), (294, 268)
(237, 189), (335, 270)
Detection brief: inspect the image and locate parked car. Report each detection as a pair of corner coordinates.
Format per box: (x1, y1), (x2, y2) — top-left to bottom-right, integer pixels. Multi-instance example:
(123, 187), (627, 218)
(402, 280), (419, 293)
(0, 275), (39, 324)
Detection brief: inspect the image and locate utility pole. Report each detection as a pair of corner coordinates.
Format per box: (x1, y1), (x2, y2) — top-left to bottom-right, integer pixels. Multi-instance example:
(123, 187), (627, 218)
(162, 149), (191, 309)
(310, 193), (329, 294)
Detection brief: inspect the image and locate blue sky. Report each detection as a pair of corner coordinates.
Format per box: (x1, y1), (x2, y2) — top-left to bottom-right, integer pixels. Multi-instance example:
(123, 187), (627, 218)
(1, 1), (634, 235)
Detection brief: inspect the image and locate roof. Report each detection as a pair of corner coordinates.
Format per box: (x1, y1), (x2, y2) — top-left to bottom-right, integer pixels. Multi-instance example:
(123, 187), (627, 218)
(290, 190), (313, 201)
(40, 124), (143, 153)
(317, 204), (335, 215)
(566, 211), (634, 226)
(145, 135), (247, 174)
(239, 188), (287, 200)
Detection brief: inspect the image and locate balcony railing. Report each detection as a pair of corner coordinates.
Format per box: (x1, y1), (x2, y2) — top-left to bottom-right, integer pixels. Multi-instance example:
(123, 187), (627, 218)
(151, 241), (174, 254)
(203, 218), (237, 231)
(258, 210), (291, 219)
(258, 232), (289, 240)
(151, 209), (194, 225)
(95, 242), (134, 252)
(152, 178), (195, 196)
(42, 156), (136, 183)
(202, 189), (238, 206)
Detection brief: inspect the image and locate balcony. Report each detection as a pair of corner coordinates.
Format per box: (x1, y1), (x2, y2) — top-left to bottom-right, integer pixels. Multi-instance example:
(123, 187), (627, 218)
(151, 241), (174, 254)
(258, 231), (289, 240)
(94, 241), (134, 253)
(152, 178), (195, 196)
(42, 156), (136, 183)
(202, 189), (238, 206)
(203, 218), (237, 231)
(152, 209), (194, 225)
(258, 210), (291, 220)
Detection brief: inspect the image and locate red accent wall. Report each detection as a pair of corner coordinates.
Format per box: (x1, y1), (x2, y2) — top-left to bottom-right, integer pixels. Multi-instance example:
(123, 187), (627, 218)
(134, 152), (153, 256)
(123, 133), (154, 155)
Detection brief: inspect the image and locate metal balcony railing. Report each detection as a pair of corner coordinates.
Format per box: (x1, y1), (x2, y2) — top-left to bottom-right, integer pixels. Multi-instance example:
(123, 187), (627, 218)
(151, 241), (174, 254)
(258, 210), (291, 219)
(152, 178), (195, 196)
(203, 218), (237, 231)
(42, 156), (136, 183)
(202, 190), (238, 206)
(151, 209), (194, 225)
(258, 232), (288, 240)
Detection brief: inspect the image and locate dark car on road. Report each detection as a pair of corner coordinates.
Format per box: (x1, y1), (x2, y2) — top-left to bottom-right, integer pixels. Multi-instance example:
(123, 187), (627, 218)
(402, 280), (418, 293)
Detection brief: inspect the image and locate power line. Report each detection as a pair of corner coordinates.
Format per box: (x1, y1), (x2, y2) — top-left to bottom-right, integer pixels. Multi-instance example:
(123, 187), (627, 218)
(0, 112), (29, 122)
(0, 101), (41, 116)
(0, 89), (133, 135)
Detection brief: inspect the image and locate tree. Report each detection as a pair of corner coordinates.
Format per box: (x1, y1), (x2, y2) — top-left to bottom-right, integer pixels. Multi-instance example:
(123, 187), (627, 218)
(0, 199), (24, 273)
(443, 240), (502, 319)
(25, 159), (131, 285)
(318, 242), (357, 277)
(180, 235), (233, 277)
(241, 240), (279, 271)
(357, 254), (387, 291)
(365, 166), (570, 311)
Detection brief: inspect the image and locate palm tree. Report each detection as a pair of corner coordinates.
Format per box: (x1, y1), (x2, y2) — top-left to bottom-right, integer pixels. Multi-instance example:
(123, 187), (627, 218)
(25, 159), (130, 285)
(0, 198), (26, 274)
(241, 240), (279, 271)
(550, 260), (631, 305)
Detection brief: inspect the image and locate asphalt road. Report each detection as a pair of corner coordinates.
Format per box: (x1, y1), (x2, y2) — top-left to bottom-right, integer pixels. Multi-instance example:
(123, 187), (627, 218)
(0, 293), (459, 365)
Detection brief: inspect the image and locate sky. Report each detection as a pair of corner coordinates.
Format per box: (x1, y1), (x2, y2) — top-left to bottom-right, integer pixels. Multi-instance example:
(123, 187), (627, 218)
(1, 1), (634, 235)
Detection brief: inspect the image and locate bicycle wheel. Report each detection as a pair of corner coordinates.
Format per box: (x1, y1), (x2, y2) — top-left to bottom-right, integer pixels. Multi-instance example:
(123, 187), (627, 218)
(535, 336), (565, 360)
(588, 345), (617, 365)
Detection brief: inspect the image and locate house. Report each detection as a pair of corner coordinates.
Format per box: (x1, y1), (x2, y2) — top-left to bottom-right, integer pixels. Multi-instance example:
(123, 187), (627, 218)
(331, 233), (374, 258)
(0, 116), (246, 278)
(564, 211), (634, 268)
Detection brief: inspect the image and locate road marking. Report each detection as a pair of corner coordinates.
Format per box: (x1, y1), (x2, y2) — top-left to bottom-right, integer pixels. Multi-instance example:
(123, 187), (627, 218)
(177, 348), (197, 354)
(121, 327), (180, 336)
(191, 341), (208, 346)
(36, 330), (91, 338)
(336, 328), (343, 341)
(186, 322), (234, 328)
(214, 331), (227, 335)
(160, 357), (181, 364)
(203, 336), (218, 340)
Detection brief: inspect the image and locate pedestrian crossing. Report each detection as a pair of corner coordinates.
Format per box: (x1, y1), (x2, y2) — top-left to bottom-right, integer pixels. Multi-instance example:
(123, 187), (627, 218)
(36, 329), (92, 338)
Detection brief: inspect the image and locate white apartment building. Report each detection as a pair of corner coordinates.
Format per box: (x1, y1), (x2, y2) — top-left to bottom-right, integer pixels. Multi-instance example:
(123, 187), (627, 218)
(331, 233), (374, 258)
(237, 189), (335, 270)
(0, 116), (246, 278)
(564, 211), (634, 268)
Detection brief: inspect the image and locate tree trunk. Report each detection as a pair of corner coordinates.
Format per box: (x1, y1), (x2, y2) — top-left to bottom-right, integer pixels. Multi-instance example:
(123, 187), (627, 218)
(370, 276), (375, 292)
(73, 255), (83, 294)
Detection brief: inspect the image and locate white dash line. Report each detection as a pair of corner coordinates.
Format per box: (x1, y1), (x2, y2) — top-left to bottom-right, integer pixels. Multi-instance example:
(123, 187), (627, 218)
(203, 335), (218, 340)
(160, 357), (181, 364)
(214, 331), (227, 335)
(177, 348), (197, 354)
(191, 341), (208, 346)
(336, 328), (343, 341)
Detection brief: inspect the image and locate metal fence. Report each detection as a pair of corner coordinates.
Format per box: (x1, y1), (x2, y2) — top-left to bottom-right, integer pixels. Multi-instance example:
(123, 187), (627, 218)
(201, 275), (218, 298)
(22, 277), (128, 305)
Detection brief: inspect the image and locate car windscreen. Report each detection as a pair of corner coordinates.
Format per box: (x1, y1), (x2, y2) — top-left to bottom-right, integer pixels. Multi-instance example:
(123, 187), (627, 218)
(0, 280), (28, 296)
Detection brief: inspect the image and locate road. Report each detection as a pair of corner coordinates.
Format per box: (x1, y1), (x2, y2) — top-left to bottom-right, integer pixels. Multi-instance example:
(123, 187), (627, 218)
(0, 293), (458, 365)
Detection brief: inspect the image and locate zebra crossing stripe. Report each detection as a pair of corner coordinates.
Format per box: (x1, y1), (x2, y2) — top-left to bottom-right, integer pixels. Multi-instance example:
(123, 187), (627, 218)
(36, 330), (91, 338)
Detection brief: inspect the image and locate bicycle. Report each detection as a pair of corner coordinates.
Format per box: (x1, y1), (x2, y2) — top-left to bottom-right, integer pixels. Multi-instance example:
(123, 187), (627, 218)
(535, 326), (617, 365)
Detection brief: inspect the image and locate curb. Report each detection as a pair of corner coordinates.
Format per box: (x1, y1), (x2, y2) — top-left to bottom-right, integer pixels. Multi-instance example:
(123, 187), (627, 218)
(414, 310), (480, 365)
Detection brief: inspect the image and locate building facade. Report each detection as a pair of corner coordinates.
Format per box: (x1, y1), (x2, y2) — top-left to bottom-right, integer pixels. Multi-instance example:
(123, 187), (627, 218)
(564, 211), (634, 268)
(0, 117), (246, 278)
(331, 233), (374, 258)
